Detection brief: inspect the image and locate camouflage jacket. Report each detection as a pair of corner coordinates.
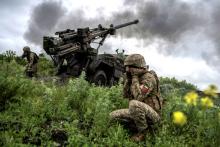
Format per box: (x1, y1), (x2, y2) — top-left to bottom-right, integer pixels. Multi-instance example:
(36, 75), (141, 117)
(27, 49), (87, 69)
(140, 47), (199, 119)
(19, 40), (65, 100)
(123, 70), (162, 112)
(26, 52), (38, 67)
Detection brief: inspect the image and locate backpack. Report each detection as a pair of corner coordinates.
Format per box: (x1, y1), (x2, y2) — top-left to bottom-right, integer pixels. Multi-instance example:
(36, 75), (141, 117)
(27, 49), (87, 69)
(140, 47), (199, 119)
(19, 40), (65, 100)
(149, 70), (163, 109)
(32, 52), (39, 63)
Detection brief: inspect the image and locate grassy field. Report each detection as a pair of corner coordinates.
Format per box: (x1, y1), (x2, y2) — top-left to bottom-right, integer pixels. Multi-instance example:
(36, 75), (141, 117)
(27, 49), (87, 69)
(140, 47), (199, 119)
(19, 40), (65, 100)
(0, 53), (219, 146)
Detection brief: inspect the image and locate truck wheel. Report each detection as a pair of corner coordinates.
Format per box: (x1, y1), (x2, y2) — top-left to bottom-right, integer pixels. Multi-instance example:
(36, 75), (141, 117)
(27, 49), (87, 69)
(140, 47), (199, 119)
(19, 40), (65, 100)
(93, 70), (107, 86)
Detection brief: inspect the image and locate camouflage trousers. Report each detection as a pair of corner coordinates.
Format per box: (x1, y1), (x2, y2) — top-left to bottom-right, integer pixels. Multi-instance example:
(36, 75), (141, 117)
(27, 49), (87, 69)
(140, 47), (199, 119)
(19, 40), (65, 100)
(25, 64), (37, 78)
(110, 100), (160, 132)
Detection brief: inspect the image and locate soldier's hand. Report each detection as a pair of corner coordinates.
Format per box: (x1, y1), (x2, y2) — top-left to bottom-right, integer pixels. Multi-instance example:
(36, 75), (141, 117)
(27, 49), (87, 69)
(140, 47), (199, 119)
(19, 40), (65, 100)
(129, 67), (146, 76)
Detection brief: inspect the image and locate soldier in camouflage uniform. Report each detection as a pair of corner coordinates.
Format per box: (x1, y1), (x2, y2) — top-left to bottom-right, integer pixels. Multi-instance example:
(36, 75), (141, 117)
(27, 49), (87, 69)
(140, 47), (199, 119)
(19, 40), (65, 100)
(110, 54), (162, 142)
(21, 46), (39, 78)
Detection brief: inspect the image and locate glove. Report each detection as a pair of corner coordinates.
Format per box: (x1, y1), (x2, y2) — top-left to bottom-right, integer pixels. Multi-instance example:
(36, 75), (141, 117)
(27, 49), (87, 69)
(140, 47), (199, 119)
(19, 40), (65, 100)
(129, 67), (147, 76)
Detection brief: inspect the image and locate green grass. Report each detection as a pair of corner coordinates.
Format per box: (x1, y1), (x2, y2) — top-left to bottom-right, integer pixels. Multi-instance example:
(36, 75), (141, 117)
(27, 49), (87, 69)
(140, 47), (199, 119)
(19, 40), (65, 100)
(0, 53), (219, 146)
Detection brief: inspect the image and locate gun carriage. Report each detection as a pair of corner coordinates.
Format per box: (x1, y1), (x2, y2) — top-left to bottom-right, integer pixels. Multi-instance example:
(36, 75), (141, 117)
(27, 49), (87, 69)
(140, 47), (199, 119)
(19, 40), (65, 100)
(43, 19), (139, 85)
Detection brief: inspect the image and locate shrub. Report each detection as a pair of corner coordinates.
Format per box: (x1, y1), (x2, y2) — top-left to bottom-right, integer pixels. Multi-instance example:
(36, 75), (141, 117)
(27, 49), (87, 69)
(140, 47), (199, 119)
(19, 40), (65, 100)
(0, 54), (219, 146)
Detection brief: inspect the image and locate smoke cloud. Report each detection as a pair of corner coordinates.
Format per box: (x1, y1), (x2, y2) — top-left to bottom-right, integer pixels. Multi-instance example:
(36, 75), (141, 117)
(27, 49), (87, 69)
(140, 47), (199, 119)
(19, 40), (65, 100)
(24, 1), (65, 45)
(123, 0), (203, 40)
(24, 0), (220, 70)
(205, 1), (220, 69)
(117, 0), (220, 70)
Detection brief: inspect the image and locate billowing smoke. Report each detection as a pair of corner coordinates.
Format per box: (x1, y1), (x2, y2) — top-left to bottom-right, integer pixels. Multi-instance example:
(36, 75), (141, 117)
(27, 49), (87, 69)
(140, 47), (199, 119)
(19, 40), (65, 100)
(24, 0), (220, 70)
(121, 0), (203, 40)
(56, 10), (105, 30)
(205, 0), (220, 70)
(24, 1), (65, 45)
(117, 0), (220, 70)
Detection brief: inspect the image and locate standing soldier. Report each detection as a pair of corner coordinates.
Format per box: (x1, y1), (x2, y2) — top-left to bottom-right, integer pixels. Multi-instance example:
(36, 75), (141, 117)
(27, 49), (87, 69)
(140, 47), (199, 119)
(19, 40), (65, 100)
(110, 54), (162, 142)
(21, 46), (39, 78)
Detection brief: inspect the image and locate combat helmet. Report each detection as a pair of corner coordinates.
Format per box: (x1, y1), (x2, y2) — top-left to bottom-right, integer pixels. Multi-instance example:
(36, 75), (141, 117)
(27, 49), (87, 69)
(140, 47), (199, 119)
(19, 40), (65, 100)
(23, 46), (30, 52)
(124, 54), (146, 68)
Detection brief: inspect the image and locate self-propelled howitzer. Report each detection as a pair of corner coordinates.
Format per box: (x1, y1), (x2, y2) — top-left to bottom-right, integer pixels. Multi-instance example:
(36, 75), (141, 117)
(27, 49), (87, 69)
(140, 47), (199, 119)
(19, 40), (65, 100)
(43, 19), (139, 85)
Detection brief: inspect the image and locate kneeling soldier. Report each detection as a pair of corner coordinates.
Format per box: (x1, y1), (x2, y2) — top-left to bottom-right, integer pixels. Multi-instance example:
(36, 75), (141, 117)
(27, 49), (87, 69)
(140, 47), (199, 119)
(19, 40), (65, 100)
(110, 54), (162, 142)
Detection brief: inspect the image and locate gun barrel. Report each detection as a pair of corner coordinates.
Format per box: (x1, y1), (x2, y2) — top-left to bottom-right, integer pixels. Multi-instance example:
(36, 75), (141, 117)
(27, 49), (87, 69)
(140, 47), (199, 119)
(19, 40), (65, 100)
(114, 19), (139, 29)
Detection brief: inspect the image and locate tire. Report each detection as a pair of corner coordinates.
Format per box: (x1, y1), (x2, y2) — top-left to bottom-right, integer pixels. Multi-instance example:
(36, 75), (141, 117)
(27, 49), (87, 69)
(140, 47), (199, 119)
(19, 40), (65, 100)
(93, 70), (107, 86)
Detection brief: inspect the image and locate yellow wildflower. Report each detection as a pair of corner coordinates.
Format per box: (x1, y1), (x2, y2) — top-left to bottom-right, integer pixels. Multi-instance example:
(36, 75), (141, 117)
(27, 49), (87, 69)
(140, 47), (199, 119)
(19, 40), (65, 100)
(184, 91), (198, 106)
(200, 97), (214, 109)
(204, 85), (218, 97)
(172, 111), (187, 126)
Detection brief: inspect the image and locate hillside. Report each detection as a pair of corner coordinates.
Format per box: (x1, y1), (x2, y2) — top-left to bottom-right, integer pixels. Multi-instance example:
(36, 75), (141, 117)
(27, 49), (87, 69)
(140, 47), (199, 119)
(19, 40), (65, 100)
(0, 53), (219, 146)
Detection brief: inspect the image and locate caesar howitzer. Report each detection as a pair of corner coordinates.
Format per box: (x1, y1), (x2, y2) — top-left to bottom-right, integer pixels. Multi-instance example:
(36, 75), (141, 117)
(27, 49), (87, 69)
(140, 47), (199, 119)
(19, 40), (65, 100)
(43, 19), (139, 85)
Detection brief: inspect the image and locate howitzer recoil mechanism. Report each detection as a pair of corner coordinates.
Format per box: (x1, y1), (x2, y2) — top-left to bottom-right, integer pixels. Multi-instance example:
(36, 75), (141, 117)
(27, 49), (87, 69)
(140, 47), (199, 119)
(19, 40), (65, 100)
(43, 19), (139, 86)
